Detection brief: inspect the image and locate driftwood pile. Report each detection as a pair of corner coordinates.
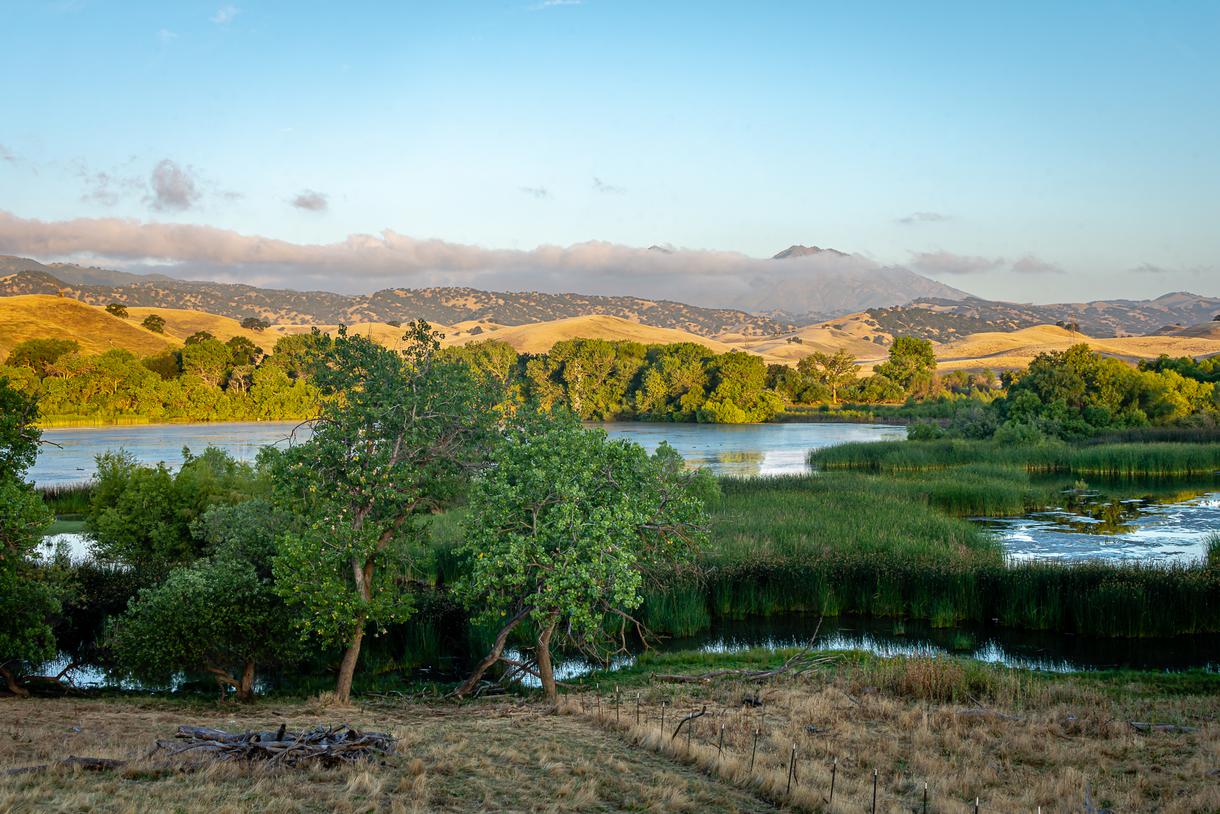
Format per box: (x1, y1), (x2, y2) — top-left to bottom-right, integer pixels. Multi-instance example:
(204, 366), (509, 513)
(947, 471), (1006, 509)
(154, 724), (395, 767)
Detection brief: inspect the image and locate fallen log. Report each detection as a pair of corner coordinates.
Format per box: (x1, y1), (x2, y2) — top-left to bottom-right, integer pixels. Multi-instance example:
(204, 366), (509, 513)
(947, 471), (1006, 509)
(1128, 721), (1199, 734)
(154, 724), (395, 767)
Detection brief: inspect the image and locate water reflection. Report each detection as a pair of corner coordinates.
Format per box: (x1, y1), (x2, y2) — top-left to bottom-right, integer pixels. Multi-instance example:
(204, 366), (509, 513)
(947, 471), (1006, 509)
(32, 420), (907, 485)
(984, 481), (1220, 564)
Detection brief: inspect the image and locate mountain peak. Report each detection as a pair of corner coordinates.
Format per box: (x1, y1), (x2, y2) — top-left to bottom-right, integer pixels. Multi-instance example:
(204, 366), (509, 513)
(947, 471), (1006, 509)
(772, 245), (849, 260)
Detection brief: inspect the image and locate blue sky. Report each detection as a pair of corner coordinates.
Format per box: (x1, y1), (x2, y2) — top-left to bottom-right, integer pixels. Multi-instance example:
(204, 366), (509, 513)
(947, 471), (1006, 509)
(1, 0), (1217, 304)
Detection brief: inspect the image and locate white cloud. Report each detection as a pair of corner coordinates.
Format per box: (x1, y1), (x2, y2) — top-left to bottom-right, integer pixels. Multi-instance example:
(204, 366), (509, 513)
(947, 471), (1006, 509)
(0, 209), (890, 307)
(290, 189), (329, 212)
(593, 176), (625, 194)
(147, 159), (201, 212)
(896, 211), (951, 225)
(909, 250), (1003, 275)
(531, 0), (582, 8)
(211, 5), (239, 24)
(157, 28), (178, 44)
(518, 185), (550, 199)
(1010, 254), (1063, 275)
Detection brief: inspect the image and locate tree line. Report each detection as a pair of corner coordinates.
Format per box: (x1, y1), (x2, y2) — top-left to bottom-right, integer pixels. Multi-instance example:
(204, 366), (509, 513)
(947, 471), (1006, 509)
(1, 331), (950, 425)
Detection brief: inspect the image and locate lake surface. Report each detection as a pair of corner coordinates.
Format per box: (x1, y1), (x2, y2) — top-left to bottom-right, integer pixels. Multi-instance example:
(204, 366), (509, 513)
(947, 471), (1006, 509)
(979, 483), (1220, 566)
(31, 420), (907, 485)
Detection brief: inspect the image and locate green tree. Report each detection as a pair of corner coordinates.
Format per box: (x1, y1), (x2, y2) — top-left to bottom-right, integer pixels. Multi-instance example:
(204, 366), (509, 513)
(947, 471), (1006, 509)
(141, 314), (166, 333)
(271, 322), (495, 704)
(180, 337), (232, 387)
(5, 338), (80, 376)
(454, 412), (711, 701)
(699, 351), (782, 422)
(240, 316), (271, 332)
(184, 331), (216, 345)
(874, 336), (937, 394)
(107, 557), (293, 701)
(105, 302), (129, 318)
(0, 379), (56, 696)
(797, 349), (859, 404)
(225, 335), (262, 367)
(88, 447), (259, 577)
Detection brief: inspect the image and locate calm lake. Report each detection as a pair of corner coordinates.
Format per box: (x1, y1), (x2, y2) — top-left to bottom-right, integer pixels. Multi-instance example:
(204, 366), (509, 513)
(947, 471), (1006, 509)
(30, 420), (908, 485)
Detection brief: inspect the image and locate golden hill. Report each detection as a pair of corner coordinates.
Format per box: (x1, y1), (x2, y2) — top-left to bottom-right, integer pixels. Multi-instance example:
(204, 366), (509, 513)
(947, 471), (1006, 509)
(445, 314), (742, 356)
(123, 306), (274, 345)
(933, 324), (1220, 371)
(0, 295), (173, 358)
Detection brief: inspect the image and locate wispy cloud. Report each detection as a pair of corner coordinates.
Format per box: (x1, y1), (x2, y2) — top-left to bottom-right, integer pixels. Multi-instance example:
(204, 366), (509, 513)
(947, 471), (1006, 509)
(157, 28), (178, 44)
(0, 144), (16, 164)
(518, 185), (550, 199)
(210, 5), (239, 24)
(530, 0), (582, 9)
(147, 159), (201, 212)
(1130, 262), (1169, 274)
(1010, 254), (1063, 274)
(896, 211), (951, 225)
(592, 176), (625, 194)
(909, 250), (1003, 276)
(290, 189), (329, 212)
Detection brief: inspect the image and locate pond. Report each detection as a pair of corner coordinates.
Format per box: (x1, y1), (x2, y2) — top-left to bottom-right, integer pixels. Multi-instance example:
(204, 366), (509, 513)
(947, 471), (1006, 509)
(30, 420), (907, 486)
(978, 480), (1220, 566)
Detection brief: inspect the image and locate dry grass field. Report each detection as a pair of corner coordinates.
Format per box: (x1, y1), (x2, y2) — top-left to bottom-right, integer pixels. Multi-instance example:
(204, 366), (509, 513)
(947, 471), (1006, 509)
(443, 314), (742, 356)
(2, 657), (1216, 813)
(0, 697), (773, 814)
(0, 295), (173, 358)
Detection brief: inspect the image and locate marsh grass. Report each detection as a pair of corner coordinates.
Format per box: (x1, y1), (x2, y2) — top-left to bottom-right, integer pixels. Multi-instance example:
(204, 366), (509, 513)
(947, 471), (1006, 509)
(813, 439), (1220, 478)
(39, 482), (95, 516)
(638, 473), (1220, 638)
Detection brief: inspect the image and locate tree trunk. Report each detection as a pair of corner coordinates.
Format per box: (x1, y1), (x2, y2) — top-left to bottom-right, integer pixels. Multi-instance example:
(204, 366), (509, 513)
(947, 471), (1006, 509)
(335, 622), (365, 705)
(536, 617), (558, 703)
(237, 660), (256, 702)
(453, 606), (531, 698)
(0, 665), (29, 698)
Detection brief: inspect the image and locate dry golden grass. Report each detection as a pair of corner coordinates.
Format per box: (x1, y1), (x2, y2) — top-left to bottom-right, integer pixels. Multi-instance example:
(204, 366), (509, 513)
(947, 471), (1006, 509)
(567, 661), (1220, 813)
(0, 697), (773, 813)
(933, 325), (1220, 372)
(444, 315), (743, 356)
(122, 306), (273, 345)
(0, 295), (173, 358)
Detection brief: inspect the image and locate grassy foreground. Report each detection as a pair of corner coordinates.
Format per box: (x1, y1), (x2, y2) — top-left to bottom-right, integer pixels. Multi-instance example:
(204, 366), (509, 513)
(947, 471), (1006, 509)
(3, 654), (1217, 813)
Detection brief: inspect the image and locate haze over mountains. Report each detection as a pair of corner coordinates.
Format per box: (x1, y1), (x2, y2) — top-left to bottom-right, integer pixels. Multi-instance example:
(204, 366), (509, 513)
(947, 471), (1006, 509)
(1, 251), (1217, 342)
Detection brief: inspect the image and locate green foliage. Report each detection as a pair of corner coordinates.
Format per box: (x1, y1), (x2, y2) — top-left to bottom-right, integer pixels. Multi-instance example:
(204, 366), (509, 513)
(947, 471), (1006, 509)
(241, 316), (271, 331)
(141, 313), (166, 333)
(107, 556), (296, 699)
(104, 302), (128, 318)
(271, 322), (495, 700)
(874, 336), (937, 395)
(5, 338), (81, 377)
(796, 349), (858, 404)
(457, 411), (711, 694)
(87, 447), (261, 576)
(0, 379), (58, 692)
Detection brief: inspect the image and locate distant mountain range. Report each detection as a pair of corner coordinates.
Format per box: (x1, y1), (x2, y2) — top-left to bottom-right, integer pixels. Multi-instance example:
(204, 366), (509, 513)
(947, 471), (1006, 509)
(0, 257), (793, 337)
(1, 254), (1216, 341)
(861, 294), (1220, 341)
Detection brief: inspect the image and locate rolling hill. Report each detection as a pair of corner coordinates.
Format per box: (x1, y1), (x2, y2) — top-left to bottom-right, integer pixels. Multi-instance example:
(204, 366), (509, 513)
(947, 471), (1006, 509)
(0, 295), (174, 358)
(0, 259), (792, 337)
(444, 315), (742, 356)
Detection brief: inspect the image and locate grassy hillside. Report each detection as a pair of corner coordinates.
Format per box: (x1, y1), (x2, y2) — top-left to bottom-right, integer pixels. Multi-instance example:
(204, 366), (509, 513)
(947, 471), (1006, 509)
(445, 314), (744, 355)
(0, 295), (173, 358)
(122, 306), (273, 345)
